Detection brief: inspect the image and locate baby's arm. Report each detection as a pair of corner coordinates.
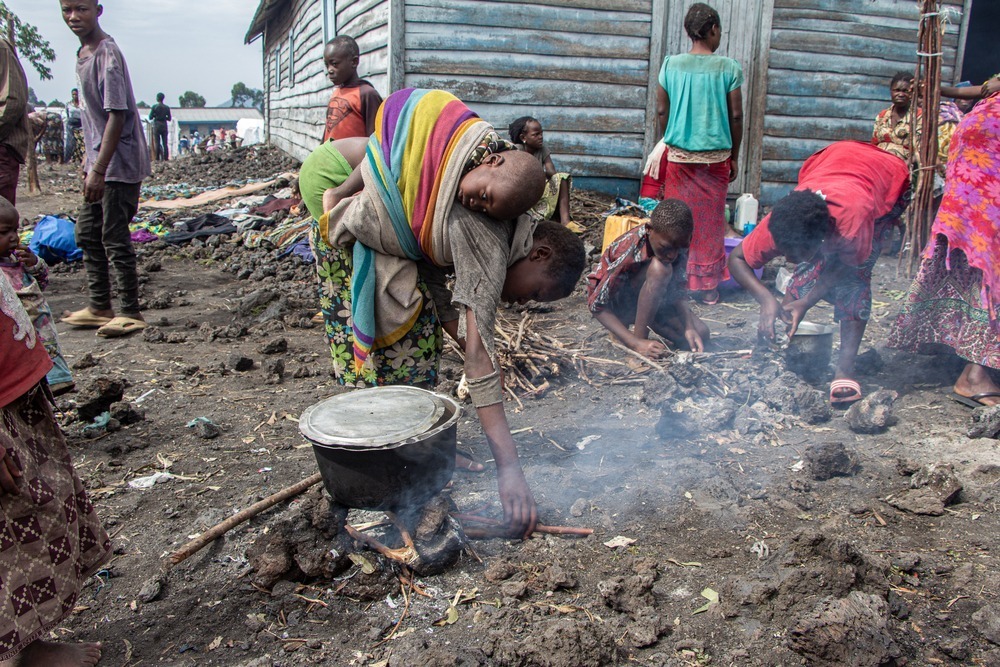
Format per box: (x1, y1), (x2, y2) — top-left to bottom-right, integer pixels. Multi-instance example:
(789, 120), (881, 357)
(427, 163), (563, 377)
(322, 168), (364, 214)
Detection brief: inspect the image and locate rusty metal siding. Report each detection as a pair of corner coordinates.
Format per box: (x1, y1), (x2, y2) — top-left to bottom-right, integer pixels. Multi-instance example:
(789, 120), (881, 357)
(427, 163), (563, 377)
(265, 0), (391, 163)
(403, 0), (654, 196)
(760, 0), (967, 204)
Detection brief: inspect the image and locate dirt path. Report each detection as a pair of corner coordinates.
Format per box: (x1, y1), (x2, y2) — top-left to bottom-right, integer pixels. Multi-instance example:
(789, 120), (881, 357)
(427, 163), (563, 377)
(12, 158), (1000, 666)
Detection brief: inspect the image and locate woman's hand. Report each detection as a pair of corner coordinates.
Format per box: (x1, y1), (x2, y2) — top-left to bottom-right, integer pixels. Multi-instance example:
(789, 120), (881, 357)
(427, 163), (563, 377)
(781, 298), (810, 337)
(759, 298), (782, 341)
(497, 463), (537, 538)
(0, 446), (22, 495)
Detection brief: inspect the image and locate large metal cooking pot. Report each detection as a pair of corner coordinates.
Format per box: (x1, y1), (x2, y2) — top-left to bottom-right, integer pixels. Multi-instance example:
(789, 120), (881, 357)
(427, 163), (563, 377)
(299, 386), (461, 512)
(785, 321), (834, 382)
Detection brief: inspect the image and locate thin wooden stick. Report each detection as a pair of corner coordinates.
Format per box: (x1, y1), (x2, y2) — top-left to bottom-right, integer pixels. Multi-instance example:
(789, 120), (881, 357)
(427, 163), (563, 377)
(452, 513), (593, 537)
(607, 339), (668, 374)
(168, 472), (322, 566)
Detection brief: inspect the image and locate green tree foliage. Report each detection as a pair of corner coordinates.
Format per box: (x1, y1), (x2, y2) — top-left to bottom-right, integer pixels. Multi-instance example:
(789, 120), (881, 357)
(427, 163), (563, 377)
(230, 82), (264, 111)
(27, 87), (38, 106)
(178, 91), (206, 108)
(0, 2), (56, 80)
(48, 99), (64, 107)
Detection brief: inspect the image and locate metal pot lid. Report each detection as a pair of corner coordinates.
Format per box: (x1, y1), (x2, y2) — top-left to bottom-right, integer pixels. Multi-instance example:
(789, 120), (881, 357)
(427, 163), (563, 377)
(299, 386), (446, 448)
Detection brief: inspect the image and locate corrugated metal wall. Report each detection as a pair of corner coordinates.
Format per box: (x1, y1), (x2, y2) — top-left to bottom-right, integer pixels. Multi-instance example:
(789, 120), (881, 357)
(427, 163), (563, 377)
(403, 0), (654, 196)
(760, 0), (966, 204)
(264, 0), (390, 162)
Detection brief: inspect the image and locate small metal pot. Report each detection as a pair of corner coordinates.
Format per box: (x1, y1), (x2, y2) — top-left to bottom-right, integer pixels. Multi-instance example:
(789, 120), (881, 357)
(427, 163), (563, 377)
(300, 388), (460, 513)
(785, 321), (835, 382)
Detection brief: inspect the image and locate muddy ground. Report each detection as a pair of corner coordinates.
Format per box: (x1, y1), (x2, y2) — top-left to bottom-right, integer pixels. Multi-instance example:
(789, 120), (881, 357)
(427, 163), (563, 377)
(14, 153), (1000, 666)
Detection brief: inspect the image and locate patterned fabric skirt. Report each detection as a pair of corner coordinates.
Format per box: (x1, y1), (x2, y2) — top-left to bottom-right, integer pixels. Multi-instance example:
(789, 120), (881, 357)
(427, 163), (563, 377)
(641, 158), (730, 291)
(532, 173), (570, 220)
(889, 237), (1000, 369)
(40, 124), (63, 160)
(68, 128), (85, 164)
(309, 222), (443, 388)
(0, 384), (111, 660)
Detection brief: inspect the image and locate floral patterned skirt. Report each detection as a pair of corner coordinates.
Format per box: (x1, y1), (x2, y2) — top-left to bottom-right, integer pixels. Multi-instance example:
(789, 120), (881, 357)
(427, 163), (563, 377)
(309, 221), (442, 388)
(889, 236), (1000, 369)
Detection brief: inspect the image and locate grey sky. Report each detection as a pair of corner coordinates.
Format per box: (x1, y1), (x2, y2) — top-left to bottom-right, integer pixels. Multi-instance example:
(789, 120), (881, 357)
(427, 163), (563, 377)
(13, 0), (264, 107)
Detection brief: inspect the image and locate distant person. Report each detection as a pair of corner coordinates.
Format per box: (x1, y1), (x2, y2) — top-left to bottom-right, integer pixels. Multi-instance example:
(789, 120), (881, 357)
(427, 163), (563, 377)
(148, 92), (171, 160)
(64, 87), (85, 163)
(588, 198), (709, 358)
(0, 35), (31, 204)
(508, 116), (579, 231)
(40, 109), (64, 164)
(60, 0), (150, 338)
(872, 71), (920, 162)
(178, 133), (190, 155)
(321, 35), (382, 142)
(641, 2), (744, 306)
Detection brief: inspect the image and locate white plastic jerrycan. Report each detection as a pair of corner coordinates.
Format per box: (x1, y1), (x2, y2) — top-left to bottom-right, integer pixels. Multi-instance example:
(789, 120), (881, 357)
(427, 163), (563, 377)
(734, 193), (758, 233)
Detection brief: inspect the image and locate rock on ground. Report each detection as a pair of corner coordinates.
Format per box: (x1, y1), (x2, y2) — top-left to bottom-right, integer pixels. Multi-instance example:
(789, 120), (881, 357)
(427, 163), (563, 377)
(787, 591), (900, 666)
(806, 442), (859, 481)
(845, 389), (898, 434)
(968, 404), (1000, 439)
(75, 376), (127, 422)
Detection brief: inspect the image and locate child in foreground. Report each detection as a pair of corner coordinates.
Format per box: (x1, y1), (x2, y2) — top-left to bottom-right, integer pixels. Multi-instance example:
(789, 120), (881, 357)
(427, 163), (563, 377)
(0, 263), (110, 667)
(321, 89), (545, 222)
(0, 197), (74, 395)
(587, 199), (710, 359)
(508, 116), (578, 230)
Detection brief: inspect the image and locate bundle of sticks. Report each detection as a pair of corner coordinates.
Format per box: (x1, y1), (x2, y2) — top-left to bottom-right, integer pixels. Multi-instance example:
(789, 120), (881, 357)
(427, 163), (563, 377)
(901, 0), (943, 277)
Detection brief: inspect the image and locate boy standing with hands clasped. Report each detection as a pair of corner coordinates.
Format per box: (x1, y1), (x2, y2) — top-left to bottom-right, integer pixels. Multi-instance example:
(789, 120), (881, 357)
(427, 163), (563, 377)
(59, 0), (150, 338)
(587, 199), (710, 359)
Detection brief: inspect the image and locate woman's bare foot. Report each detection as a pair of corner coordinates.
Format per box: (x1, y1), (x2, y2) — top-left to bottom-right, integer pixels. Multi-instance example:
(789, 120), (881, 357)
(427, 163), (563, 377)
(3, 640), (101, 667)
(455, 452), (484, 473)
(954, 363), (1000, 406)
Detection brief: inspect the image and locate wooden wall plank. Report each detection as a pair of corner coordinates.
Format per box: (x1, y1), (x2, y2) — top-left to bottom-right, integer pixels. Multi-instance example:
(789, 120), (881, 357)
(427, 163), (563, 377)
(403, 75), (647, 109)
(406, 51), (649, 86)
(404, 25), (647, 60)
(406, 1), (650, 38)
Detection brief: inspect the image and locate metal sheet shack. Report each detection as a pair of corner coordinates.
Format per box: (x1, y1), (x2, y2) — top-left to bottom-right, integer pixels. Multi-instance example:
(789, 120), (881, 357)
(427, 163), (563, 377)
(246, 0), (974, 203)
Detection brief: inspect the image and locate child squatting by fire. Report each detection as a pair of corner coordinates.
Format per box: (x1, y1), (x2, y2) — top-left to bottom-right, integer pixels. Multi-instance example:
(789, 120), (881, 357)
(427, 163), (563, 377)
(587, 199), (710, 358)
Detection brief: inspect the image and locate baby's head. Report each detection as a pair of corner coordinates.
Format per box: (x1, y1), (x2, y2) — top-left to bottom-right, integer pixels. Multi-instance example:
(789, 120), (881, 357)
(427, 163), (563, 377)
(508, 116), (544, 151)
(770, 190), (831, 263)
(647, 199), (693, 264)
(0, 197), (21, 258)
(457, 150), (545, 220)
(502, 220), (586, 305)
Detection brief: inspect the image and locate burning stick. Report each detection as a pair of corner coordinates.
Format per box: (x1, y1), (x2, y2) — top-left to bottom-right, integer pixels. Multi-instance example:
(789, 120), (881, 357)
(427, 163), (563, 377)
(452, 513), (593, 538)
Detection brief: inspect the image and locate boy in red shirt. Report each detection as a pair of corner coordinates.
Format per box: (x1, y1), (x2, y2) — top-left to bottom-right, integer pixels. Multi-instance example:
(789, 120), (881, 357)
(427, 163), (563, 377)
(321, 36), (382, 143)
(728, 141), (910, 406)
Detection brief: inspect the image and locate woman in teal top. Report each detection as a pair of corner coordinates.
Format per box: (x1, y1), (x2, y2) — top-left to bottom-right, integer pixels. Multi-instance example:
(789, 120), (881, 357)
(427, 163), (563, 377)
(641, 2), (743, 305)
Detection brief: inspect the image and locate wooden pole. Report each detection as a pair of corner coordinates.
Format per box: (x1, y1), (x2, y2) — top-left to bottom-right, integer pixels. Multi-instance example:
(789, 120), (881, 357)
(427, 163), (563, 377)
(901, 0), (943, 277)
(166, 472), (322, 567)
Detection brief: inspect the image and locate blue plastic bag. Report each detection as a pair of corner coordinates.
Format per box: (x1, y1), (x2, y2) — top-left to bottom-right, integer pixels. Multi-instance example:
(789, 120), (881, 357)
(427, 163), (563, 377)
(29, 216), (81, 264)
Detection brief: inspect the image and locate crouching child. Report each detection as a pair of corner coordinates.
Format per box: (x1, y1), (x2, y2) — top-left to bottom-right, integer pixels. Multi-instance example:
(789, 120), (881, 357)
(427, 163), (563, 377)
(587, 199), (709, 359)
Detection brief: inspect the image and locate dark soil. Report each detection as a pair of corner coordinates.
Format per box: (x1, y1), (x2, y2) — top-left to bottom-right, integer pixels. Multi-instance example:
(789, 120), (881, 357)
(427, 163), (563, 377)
(13, 159), (1000, 666)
